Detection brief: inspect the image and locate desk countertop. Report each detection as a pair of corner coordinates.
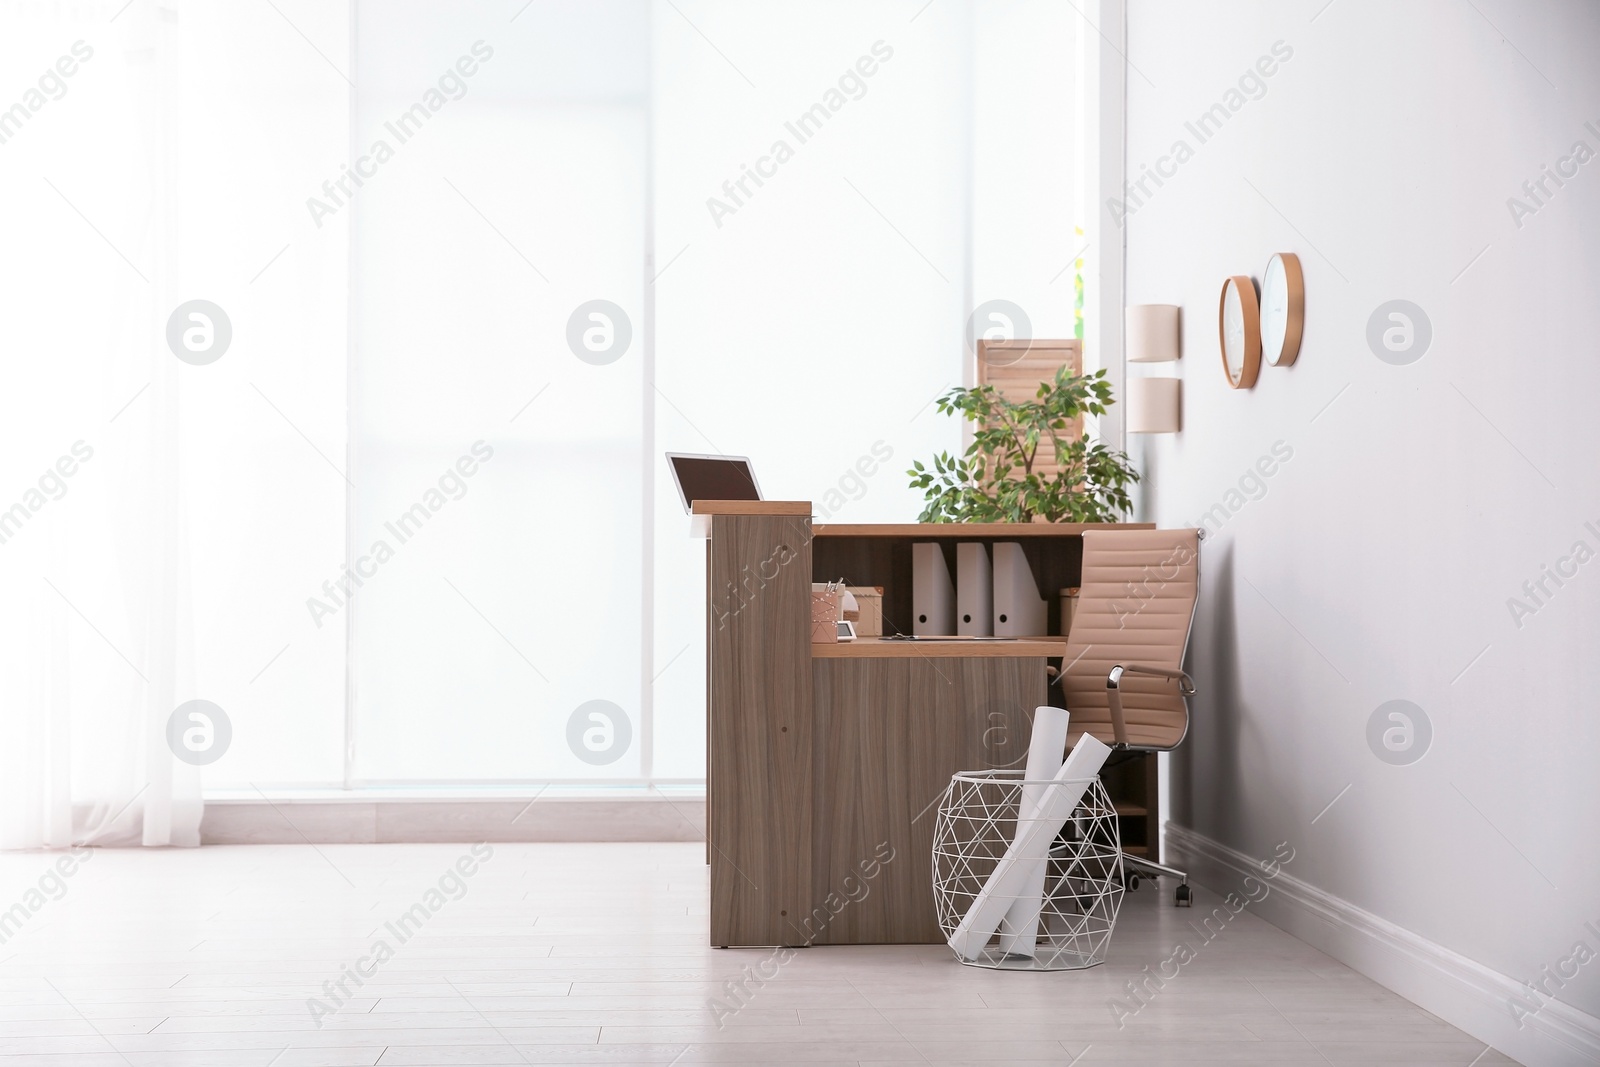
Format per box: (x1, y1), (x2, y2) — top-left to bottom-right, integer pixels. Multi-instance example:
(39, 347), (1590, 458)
(687, 501), (1154, 539)
(811, 521), (1154, 537)
(810, 636), (1068, 658)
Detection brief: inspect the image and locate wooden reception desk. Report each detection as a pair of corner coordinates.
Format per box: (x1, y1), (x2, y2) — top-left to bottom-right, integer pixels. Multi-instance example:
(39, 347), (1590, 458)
(695, 501), (1154, 947)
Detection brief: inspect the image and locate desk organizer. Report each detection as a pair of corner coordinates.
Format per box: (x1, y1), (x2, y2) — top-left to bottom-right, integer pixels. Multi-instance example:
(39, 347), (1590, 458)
(809, 587), (840, 643)
(932, 770), (1124, 970)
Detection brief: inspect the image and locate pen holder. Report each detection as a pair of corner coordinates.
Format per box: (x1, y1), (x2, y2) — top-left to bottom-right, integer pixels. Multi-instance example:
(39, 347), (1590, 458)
(810, 588), (841, 643)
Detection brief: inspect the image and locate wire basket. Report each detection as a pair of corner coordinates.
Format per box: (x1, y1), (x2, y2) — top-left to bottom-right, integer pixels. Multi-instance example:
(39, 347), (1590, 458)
(932, 769), (1124, 970)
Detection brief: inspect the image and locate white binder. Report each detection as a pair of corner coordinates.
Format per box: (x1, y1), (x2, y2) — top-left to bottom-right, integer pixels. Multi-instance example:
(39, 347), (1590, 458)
(955, 543), (993, 637)
(992, 541), (1048, 637)
(912, 542), (955, 635)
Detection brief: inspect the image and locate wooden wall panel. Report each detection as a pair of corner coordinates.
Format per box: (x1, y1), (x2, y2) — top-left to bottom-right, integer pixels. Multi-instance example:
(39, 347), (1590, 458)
(975, 338), (1082, 482)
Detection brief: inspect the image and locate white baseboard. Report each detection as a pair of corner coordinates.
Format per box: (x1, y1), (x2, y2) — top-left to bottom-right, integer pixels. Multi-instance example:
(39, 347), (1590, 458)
(1166, 823), (1600, 1067)
(200, 795), (706, 845)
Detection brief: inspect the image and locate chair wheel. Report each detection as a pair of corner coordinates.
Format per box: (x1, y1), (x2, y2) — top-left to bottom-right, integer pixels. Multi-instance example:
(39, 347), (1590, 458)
(1125, 872), (1141, 892)
(1175, 884), (1192, 907)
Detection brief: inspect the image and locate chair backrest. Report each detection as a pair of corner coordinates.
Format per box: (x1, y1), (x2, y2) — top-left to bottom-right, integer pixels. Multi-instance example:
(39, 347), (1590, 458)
(1061, 528), (1200, 750)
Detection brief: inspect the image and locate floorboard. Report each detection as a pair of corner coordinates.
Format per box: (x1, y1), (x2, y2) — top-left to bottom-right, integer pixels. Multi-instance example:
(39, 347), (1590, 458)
(0, 843), (1519, 1066)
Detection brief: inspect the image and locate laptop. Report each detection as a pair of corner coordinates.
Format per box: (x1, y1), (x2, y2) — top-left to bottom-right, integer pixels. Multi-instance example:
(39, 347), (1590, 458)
(666, 453), (762, 513)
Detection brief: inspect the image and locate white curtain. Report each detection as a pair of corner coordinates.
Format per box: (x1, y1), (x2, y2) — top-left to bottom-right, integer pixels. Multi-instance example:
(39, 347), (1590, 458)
(0, 0), (350, 846)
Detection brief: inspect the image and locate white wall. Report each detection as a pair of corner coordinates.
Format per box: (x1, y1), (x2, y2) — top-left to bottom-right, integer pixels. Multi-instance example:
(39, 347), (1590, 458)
(1125, 0), (1600, 1058)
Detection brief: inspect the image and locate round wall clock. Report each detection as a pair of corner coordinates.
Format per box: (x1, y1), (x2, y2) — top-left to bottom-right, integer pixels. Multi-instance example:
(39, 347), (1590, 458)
(1260, 252), (1304, 367)
(1218, 275), (1261, 389)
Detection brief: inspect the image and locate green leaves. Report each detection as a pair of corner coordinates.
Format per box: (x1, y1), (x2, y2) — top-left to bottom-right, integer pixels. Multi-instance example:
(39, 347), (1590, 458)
(905, 364), (1140, 524)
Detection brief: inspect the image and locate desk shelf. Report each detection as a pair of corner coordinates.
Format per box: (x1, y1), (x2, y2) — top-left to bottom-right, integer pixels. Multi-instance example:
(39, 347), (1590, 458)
(811, 637), (1068, 659)
(811, 527), (1148, 641)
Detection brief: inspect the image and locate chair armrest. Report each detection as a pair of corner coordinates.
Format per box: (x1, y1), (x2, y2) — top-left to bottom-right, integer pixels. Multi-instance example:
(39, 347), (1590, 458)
(1105, 664), (1197, 746)
(1108, 664), (1196, 695)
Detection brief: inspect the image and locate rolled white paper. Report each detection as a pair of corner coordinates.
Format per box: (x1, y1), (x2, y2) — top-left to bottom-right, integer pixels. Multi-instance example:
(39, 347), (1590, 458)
(997, 706), (1069, 956)
(947, 734), (1112, 961)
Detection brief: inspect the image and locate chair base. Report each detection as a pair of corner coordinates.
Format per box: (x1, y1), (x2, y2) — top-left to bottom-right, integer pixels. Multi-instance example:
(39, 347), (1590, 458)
(1123, 854), (1192, 907)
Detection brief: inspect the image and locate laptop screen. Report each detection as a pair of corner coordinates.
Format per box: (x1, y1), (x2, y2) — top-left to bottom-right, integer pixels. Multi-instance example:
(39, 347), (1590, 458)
(666, 454), (761, 512)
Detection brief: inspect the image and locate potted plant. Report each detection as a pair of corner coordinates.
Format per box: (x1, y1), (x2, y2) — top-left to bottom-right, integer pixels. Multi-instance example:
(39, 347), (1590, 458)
(907, 365), (1138, 523)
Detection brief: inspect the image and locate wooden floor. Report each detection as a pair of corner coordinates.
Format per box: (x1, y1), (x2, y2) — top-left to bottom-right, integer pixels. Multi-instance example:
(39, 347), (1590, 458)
(0, 843), (1517, 1066)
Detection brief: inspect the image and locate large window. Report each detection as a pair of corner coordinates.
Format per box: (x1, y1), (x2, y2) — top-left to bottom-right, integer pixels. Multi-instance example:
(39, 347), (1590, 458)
(346, 0), (650, 785)
(4, 0), (1090, 794)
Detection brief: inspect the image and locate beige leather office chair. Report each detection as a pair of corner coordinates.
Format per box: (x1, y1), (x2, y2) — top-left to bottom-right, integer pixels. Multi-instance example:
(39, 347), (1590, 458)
(1053, 527), (1200, 905)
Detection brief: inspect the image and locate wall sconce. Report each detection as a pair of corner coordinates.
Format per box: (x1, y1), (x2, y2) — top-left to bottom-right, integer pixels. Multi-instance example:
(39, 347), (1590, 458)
(1126, 304), (1181, 434)
(1126, 304), (1181, 363)
(1127, 377), (1181, 433)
